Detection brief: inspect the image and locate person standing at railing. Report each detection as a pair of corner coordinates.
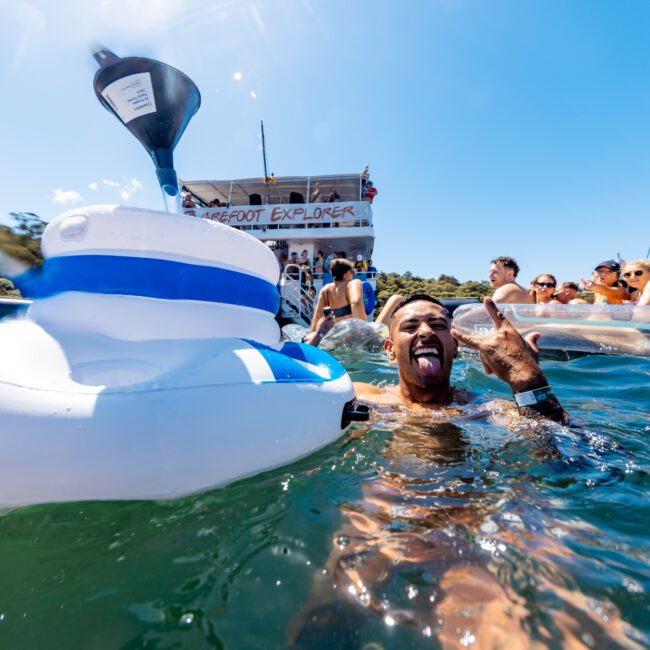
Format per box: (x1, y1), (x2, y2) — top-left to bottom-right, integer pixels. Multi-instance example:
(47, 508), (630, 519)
(313, 250), (324, 278)
(309, 258), (367, 334)
(310, 182), (322, 203)
(363, 180), (377, 203)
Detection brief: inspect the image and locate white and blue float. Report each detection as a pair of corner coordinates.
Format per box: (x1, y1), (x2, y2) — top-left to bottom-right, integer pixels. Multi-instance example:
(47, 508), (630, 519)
(0, 48), (368, 507)
(0, 204), (363, 506)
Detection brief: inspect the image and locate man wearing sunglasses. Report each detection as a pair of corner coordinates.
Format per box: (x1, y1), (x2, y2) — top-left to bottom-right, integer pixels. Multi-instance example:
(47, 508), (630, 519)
(488, 256), (534, 304)
(579, 260), (629, 305)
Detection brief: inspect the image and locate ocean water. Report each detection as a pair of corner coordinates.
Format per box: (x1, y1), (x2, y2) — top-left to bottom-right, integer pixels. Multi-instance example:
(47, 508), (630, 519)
(0, 351), (648, 649)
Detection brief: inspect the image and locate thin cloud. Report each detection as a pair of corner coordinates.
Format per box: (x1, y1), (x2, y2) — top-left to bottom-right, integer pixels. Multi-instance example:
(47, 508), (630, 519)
(102, 179), (121, 189)
(88, 181), (98, 191)
(119, 178), (143, 200)
(52, 188), (84, 205)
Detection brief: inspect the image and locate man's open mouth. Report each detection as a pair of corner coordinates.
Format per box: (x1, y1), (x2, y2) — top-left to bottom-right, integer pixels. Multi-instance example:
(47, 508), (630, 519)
(412, 343), (444, 379)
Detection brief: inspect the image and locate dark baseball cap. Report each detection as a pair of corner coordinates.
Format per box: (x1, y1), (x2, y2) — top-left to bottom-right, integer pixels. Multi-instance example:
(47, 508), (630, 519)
(594, 260), (620, 272)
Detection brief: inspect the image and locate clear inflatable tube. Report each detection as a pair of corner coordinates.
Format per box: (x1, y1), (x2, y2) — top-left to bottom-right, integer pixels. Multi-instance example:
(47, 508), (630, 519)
(452, 303), (650, 357)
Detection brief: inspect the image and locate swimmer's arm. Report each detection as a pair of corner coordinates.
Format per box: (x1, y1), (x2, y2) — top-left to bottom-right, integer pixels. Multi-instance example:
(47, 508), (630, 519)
(452, 298), (568, 424)
(309, 290), (327, 332)
(348, 279), (368, 321)
(591, 283), (628, 302)
(304, 311), (335, 346)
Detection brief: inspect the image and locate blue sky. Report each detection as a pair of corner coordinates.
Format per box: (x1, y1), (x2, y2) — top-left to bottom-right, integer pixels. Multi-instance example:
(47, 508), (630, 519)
(1, 0), (649, 283)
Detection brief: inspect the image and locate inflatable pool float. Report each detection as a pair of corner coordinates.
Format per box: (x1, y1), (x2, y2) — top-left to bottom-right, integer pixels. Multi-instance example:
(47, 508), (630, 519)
(1, 205), (362, 507)
(282, 319), (389, 352)
(452, 302), (650, 357)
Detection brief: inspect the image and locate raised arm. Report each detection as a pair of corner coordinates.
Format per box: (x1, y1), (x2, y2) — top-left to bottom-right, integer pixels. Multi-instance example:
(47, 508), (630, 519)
(451, 298), (567, 423)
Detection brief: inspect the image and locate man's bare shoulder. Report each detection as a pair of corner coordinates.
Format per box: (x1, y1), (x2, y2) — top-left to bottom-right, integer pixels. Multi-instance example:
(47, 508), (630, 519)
(353, 382), (399, 405)
(492, 283), (532, 304)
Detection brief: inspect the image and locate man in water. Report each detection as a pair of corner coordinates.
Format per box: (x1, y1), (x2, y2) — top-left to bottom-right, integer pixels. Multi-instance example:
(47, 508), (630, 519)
(353, 294), (566, 422)
(488, 256), (534, 304)
(552, 281), (589, 304)
(292, 298), (639, 648)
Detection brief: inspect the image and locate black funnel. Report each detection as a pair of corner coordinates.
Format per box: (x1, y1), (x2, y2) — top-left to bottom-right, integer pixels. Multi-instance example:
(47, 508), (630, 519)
(92, 47), (201, 211)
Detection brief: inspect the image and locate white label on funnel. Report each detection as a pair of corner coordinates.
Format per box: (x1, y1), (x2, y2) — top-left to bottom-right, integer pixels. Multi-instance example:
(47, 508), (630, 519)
(101, 72), (156, 124)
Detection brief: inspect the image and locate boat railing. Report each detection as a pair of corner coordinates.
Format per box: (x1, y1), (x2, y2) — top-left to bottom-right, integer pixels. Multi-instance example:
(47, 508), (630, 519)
(184, 199), (372, 231)
(281, 265), (316, 325)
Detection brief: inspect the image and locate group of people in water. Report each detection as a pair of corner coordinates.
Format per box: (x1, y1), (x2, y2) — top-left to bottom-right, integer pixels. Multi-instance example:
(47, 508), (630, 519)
(488, 255), (650, 306)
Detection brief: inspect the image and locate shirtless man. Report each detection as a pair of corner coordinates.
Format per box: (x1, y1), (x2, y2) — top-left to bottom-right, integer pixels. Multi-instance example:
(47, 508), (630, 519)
(291, 298), (641, 648)
(488, 256), (534, 304)
(580, 259), (629, 304)
(551, 281), (589, 304)
(354, 294), (566, 422)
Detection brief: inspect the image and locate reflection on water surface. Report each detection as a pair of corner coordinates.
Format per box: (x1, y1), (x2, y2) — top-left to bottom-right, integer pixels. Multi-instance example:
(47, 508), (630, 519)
(0, 352), (648, 649)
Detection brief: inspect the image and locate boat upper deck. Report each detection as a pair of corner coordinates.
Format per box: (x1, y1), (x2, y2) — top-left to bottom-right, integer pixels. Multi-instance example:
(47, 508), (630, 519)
(179, 173), (375, 234)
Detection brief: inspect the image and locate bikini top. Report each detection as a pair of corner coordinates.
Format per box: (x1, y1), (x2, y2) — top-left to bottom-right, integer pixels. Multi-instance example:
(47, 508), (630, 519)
(324, 284), (353, 318)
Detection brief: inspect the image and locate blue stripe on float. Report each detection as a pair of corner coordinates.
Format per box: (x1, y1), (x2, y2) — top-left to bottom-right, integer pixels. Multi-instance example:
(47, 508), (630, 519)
(14, 255), (280, 315)
(244, 340), (347, 383)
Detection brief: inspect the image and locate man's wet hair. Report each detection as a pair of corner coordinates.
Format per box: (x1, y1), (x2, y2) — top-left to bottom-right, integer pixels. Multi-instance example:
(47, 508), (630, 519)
(558, 281), (579, 292)
(491, 256), (520, 277)
(389, 293), (450, 329)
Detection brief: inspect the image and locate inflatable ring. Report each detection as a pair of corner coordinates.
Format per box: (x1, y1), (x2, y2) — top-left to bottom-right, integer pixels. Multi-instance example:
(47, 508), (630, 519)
(362, 281), (376, 315)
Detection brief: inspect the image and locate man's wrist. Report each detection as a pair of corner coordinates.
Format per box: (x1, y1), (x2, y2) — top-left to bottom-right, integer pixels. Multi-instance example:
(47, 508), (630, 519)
(509, 370), (548, 394)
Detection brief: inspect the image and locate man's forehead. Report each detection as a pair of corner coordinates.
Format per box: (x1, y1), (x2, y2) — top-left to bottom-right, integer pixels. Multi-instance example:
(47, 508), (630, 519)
(396, 300), (450, 323)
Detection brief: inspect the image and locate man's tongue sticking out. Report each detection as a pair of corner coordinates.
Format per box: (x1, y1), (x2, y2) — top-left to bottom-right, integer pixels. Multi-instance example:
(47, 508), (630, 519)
(415, 352), (442, 379)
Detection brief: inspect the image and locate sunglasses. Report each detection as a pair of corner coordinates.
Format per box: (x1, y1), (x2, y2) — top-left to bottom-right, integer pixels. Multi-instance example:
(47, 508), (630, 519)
(535, 282), (556, 288)
(623, 270), (644, 278)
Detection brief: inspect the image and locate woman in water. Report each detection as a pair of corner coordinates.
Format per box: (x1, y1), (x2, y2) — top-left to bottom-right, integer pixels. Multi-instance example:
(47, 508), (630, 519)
(309, 258), (367, 334)
(622, 260), (650, 305)
(529, 273), (557, 304)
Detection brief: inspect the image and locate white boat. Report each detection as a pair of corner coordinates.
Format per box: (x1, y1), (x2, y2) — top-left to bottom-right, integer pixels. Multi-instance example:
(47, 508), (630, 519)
(180, 172), (377, 327)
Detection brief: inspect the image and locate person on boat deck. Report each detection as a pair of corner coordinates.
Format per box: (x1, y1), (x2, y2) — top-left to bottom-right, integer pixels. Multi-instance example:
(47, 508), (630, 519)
(310, 182), (322, 203)
(622, 260), (650, 305)
(299, 249), (311, 269)
(326, 185), (341, 202)
(529, 273), (557, 304)
(285, 252), (300, 279)
(354, 254), (367, 274)
(363, 180), (378, 203)
(366, 259), (377, 278)
(550, 281), (589, 304)
(308, 258), (367, 339)
(312, 250), (324, 277)
(488, 256), (534, 304)
(181, 192), (196, 209)
(323, 251), (336, 274)
(580, 260), (629, 304)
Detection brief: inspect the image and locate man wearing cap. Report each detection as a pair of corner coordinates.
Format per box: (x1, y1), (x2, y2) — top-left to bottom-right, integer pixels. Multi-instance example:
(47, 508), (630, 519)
(354, 254), (367, 274)
(580, 260), (629, 304)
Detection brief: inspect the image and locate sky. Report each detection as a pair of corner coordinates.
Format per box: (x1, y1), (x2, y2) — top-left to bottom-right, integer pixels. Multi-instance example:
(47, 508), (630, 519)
(0, 0), (649, 283)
